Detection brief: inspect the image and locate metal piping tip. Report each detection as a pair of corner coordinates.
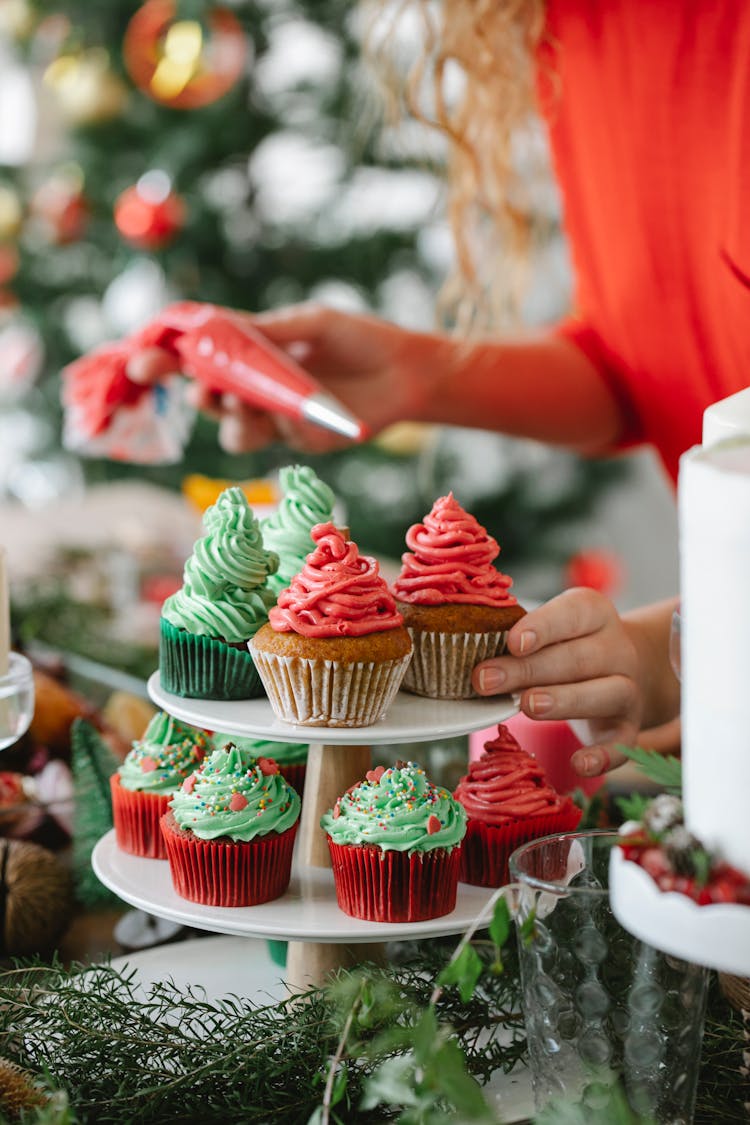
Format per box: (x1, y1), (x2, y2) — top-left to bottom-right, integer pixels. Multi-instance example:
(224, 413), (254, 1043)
(301, 392), (367, 440)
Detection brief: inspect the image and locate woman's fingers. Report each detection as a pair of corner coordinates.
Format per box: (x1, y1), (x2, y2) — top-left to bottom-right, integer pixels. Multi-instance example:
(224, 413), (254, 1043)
(473, 630), (637, 696)
(516, 674), (639, 722)
(126, 346), (177, 384)
(505, 587), (617, 658)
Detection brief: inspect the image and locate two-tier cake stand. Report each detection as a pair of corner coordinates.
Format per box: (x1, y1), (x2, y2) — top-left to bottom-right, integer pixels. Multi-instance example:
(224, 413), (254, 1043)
(93, 673), (519, 989)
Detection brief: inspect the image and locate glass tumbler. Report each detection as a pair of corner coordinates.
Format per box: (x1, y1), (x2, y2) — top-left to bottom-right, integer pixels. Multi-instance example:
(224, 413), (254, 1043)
(0, 652), (35, 751)
(509, 830), (708, 1123)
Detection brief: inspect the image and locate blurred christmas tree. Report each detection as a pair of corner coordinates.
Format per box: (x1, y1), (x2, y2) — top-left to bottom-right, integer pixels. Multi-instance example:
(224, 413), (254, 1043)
(0, 0), (624, 584)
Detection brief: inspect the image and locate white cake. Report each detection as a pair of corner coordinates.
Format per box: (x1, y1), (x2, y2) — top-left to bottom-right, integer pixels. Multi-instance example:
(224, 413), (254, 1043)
(680, 435), (750, 873)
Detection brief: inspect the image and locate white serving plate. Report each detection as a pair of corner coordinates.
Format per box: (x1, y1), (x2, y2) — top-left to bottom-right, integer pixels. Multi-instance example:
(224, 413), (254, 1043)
(147, 671), (517, 744)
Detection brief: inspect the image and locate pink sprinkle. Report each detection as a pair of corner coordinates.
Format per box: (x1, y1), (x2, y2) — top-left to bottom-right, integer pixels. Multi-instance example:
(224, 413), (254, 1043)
(183, 774), (196, 794)
(230, 793), (248, 812)
(366, 766), (386, 784)
(140, 756), (157, 773)
(427, 815), (441, 835)
(258, 757), (279, 776)
(333, 800), (341, 819)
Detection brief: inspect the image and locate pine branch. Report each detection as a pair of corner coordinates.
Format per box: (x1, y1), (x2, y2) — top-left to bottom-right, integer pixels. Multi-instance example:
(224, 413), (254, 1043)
(615, 745), (683, 793)
(70, 719), (122, 907)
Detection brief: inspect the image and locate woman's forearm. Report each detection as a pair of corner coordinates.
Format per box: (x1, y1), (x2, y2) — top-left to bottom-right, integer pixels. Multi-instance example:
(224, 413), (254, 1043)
(409, 331), (625, 454)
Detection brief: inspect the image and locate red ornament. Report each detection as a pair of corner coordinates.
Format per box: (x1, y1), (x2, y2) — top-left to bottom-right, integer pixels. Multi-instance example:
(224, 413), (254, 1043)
(123, 0), (247, 110)
(0, 244), (18, 285)
(426, 815), (442, 835)
(257, 757), (279, 776)
(229, 792), (248, 812)
(31, 172), (88, 244)
(564, 549), (624, 597)
(366, 766), (386, 784)
(114, 170), (185, 250)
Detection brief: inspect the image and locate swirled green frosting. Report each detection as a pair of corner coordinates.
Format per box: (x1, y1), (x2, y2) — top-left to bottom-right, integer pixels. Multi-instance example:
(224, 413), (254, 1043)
(261, 465), (336, 596)
(321, 762), (467, 854)
(118, 711), (209, 793)
(169, 744), (300, 841)
(162, 486), (279, 642)
(212, 732), (309, 766)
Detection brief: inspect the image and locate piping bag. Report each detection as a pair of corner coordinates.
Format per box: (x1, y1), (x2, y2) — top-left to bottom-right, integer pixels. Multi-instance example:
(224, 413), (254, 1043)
(61, 301), (368, 464)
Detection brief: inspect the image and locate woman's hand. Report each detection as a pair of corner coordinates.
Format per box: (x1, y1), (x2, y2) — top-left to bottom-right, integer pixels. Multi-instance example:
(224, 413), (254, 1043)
(472, 589), (680, 778)
(127, 304), (440, 454)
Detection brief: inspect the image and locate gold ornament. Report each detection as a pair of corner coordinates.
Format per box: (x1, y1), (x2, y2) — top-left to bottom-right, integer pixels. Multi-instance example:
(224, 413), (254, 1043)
(0, 185), (22, 241)
(0, 0), (34, 41)
(375, 421), (433, 457)
(44, 47), (129, 125)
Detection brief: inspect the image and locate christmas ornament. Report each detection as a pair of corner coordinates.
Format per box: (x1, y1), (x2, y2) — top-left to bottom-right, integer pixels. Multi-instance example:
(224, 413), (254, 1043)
(113, 170), (186, 250)
(0, 244), (18, 286)
(0, 1059), (46, 1119)
(564, 547), (624, 597)
(123, 0), (247, 110)
(0, 314), (44, 399)
(0, 838), (74, 956)
(29, 166), (88, 244)
(43, 47), (128, 126)
(0, 184), (22, 241)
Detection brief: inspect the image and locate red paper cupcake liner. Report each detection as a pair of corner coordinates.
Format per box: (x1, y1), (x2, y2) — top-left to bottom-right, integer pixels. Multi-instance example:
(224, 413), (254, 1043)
(160, 811), (297, 906)
(327, 838), (461, 922)
(278, 762), (307, 797)
(110, 773), (171, 859)
(459, 801), (583, 887)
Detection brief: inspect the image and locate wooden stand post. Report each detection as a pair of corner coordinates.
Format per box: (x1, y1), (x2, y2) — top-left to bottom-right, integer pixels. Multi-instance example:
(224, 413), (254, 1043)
(286, 741), (386, 990)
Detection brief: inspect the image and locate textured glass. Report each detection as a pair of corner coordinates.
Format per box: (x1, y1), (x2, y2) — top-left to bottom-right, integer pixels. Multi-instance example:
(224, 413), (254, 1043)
(0, 651), (34, 751)
(509, 831), (707, 1123)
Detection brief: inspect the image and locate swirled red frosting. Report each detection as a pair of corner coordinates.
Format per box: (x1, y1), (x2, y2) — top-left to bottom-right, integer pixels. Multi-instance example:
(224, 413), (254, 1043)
(453, 725), (568, 826)
(268, 522), (404, 637)
(391, 493), (517, 606)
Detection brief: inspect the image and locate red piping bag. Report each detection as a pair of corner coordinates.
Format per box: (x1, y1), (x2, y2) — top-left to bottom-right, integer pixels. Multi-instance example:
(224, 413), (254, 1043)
(61, 301), (367, 459)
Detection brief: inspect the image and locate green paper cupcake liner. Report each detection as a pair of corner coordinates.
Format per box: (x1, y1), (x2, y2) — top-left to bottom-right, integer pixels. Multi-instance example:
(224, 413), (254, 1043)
(160, 618), (265, 700)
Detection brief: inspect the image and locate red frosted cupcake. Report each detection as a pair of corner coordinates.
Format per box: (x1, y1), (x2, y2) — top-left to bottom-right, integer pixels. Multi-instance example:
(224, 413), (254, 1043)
(250, 523), (412, 727)
(454, 724), (582, 886)
(110, 711), (209, 859)
(321, 761), (467, 922)
(161, 743), (300, 906)
(392, 493), (525, 699)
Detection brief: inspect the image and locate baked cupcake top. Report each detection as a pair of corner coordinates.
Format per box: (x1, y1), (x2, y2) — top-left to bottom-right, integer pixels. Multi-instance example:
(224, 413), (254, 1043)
(269, 522), (403, 638)
(212, 732), (309, 766)
(169, 743), (300, 842)
(261, 465), (336, 597)
(321, 761), (466, 853)
(453, 725), (570, 826)
(118, 711), (209, 794)
(392, 493), (517, 607)
(162, 486), (279, 642)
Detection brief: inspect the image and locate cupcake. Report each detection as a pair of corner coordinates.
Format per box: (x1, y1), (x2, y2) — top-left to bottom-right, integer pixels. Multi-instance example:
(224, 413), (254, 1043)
(160, 486), (279, 699)
(161, 743), (300, 907)
(250, 523), (412, 727)
(321, 760), (467, 922)
(110, 711), (209, 859)
(211, 732), (309, 795)
(261, 464), (336, 598)
(392, 493), (526, 699)
(453, 724), (582, 886)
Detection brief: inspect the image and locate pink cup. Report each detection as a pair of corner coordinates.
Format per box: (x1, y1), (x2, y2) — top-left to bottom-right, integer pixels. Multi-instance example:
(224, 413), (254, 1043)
(468, 713), (605, 797)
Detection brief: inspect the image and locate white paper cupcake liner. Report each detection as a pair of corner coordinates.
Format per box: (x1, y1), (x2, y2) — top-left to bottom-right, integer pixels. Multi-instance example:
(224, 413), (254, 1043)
(401, 628), (508, 699)
(248, 645), (412, 727)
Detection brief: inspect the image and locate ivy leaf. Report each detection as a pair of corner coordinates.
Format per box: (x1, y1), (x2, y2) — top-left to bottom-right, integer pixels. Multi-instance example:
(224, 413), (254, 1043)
(412, 1007), (439, 1066)
(361, 1055), (420, 1110)
(489, 896), (511, 950)
(428, 1038), (495, 1121)
(616, 745), (682, 794)
(330, 1063), (348, 1107)
(437, 944), (483, 1002)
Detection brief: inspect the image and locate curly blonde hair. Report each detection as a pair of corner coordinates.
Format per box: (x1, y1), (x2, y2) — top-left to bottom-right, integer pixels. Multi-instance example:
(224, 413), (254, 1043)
(364, 0), (549, 332)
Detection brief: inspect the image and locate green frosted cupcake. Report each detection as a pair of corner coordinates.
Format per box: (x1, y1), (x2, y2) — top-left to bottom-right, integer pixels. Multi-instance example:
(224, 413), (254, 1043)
(111, 712), (209, 858)
(160, 486), (279, 699)
(321, 761), (467, 922)
(161, 743), (301, 906)
(260, 465), (335, 598)
(212, 732), (309, 795)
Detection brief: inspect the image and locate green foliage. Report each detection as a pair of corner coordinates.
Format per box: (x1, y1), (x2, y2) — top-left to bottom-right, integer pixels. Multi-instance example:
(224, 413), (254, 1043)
(70, 719), (122, 907)
(615, 746), (683, 794)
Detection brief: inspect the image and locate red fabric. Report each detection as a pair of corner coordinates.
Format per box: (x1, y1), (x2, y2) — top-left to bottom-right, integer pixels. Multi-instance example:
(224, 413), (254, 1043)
(540, 1), (750, 483)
